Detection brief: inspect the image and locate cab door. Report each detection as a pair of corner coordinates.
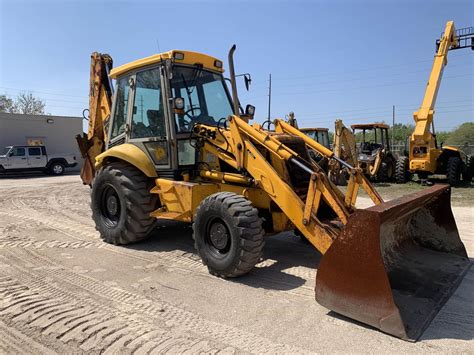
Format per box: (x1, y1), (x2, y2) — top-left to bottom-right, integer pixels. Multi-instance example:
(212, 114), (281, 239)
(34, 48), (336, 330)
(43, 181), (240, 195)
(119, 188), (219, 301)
(8, 147), (28, 169)
(27, 146), (47, 168)
(127, 66), (171, 169)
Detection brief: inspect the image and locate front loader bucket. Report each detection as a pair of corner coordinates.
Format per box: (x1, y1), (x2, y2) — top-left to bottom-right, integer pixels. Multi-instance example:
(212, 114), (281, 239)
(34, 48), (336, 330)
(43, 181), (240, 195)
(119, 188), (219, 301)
(315, 184), (469, 341)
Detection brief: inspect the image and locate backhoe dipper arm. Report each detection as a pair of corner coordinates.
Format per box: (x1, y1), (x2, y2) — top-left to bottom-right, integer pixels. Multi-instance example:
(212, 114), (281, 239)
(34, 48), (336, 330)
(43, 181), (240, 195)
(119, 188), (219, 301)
(76, 52), (114, 185)
(333, 119), (357, 166)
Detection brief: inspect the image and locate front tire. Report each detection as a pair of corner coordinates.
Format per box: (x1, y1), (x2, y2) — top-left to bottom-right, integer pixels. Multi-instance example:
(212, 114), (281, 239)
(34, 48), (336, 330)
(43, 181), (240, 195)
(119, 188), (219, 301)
(447, 157), (462, 186)
(395, 156), (410, 183)
(91, 161), (158, 245)
(193, 192), (264, 278)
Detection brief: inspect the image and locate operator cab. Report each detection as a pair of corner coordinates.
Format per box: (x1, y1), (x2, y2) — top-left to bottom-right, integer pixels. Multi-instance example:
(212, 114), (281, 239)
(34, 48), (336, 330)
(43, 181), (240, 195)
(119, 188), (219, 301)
(107, 50), (235, 179)
(351, 123), (390, 160)
(300, 128), (330, 149)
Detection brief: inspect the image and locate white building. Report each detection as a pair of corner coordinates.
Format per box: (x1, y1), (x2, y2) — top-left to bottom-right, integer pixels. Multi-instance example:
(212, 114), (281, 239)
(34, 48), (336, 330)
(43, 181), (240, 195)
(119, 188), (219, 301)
(0, 113), (83, 171)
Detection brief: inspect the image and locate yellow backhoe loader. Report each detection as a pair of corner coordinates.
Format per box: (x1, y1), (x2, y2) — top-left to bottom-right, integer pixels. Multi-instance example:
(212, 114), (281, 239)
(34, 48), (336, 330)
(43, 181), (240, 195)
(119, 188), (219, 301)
(396, 21), (474, 186)
(352, 123), (396, 181)
(77, 45), (469, 341)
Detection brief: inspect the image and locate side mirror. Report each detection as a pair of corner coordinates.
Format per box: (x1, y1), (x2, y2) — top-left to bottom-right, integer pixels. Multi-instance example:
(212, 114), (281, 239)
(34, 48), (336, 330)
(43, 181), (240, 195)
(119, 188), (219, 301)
(244, 74), (252, 91)
(240, 104), (255, 121)
(245, 104), (255, 116)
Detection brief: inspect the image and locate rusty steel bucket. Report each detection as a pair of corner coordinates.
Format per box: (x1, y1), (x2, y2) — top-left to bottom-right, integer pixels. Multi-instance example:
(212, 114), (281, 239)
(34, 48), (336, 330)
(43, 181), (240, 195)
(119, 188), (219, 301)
(315, 184), (470, 341)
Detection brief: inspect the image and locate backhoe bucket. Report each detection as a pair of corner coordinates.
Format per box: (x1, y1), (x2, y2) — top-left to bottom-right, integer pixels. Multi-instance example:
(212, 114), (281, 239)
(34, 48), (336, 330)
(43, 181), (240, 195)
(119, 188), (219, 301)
(315, 184), (469, 341)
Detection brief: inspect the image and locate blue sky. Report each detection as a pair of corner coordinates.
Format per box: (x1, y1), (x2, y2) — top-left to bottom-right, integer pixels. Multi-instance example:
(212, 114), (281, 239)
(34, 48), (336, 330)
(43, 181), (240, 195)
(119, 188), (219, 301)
(0, 0), (472, 133)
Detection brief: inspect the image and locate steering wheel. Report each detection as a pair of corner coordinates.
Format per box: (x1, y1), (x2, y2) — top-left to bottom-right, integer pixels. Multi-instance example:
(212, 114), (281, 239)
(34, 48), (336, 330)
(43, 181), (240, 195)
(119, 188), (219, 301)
(184, 106), (202, 120)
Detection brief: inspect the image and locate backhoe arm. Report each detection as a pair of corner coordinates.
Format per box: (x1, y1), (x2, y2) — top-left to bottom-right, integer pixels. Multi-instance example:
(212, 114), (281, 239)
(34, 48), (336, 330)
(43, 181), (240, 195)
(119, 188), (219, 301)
(76, 52), (113, 185)
(333, 119), (357, 166)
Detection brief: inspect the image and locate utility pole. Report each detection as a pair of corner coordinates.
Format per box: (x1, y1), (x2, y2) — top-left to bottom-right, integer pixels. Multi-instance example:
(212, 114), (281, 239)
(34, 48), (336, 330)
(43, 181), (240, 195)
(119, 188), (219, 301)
(392, 105), (395, 147)
(267, 73), (272, 121)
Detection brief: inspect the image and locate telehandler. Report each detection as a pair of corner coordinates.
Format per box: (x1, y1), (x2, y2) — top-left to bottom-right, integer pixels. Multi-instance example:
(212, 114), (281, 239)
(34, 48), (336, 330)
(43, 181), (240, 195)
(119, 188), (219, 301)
(396, 21), (474, 185)
(77, 44), (469, 341)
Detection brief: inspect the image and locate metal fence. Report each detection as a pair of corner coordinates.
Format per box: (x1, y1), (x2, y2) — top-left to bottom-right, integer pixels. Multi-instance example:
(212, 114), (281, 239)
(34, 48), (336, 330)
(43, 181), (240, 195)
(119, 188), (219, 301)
(390, 144), (474, 157)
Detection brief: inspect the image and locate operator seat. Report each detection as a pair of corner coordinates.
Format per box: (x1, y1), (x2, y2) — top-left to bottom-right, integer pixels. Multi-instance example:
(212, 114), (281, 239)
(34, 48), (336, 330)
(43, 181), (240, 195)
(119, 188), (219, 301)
(147, 110), (166, 137)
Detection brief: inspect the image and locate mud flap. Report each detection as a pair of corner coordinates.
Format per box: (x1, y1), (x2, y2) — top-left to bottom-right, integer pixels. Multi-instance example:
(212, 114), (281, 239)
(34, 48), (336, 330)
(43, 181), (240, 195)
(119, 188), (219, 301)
(315, 184), (469, 341)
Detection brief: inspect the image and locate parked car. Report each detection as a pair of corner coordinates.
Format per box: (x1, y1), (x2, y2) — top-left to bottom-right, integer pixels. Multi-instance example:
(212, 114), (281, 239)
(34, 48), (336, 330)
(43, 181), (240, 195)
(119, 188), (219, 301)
(0, 145), (77, 175)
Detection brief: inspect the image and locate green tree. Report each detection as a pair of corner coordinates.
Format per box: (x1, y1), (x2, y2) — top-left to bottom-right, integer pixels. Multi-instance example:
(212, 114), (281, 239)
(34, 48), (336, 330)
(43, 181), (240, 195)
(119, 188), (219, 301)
(0, 95), (15, 113)
(434, 130), (450, 145)
(445, 122), (474, 145)
(14, 93), (46, 115)
(0, 93), (46, 115)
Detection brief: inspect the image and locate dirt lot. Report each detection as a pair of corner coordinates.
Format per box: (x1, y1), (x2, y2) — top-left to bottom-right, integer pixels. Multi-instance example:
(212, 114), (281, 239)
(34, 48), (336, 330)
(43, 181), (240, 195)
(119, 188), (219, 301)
(0, 173), (472, 354)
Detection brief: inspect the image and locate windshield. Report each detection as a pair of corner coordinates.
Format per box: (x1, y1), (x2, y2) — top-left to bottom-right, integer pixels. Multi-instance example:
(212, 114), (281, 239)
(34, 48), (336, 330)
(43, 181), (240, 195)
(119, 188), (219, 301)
(355, 128), (384, 154)
(1, 146), (12, 156)
(171, 66), (233, 133)
(305, 130), (329, 148)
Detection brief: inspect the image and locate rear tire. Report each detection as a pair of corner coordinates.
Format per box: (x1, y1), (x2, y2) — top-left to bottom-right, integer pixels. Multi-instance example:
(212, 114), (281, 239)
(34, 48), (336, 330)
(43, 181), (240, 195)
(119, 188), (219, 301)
(395, 156), (410, 183)
(91, 161), (158, 245)
(462, 156), (473, 182)
(447, 157), (462, 186)
(193, 192), (264, 278)
(49, 162), (65, 176)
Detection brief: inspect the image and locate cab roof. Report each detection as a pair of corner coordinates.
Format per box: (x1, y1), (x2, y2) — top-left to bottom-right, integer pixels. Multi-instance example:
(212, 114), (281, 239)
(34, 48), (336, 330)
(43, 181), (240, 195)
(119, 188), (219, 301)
(300, 127), (329, 132)
(109, 50), (224, 79)
(351, 123), (390, 130)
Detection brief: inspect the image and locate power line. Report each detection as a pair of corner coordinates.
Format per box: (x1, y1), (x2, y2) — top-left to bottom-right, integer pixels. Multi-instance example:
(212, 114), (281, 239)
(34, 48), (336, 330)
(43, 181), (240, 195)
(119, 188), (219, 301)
(270, 72), (473, 97)
(0, 86), (87, 99)
(253, 62), (473, 89)
(267, 52), (473, 82)
(296, 102), (474, 119)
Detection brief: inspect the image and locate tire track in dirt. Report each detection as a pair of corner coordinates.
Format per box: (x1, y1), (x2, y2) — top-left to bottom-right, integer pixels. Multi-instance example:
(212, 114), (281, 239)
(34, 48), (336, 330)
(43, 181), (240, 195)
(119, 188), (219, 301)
(3, 184), (318, 285)
(0, 275), (226, 354)
(1, 249), (310, 354)
(0, 239), (105, 249)
(0, 203), (317, 299)
(0, 318), (54, 354)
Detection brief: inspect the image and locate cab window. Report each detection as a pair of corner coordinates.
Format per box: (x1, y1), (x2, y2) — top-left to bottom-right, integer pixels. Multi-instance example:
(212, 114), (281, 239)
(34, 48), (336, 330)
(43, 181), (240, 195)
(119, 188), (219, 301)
(111, 76), (130, 139)
(11, 147), (25, 156)
(131, 68), (166, 139)
(28, 147), (41, 156)
(171, 66), (233, 133)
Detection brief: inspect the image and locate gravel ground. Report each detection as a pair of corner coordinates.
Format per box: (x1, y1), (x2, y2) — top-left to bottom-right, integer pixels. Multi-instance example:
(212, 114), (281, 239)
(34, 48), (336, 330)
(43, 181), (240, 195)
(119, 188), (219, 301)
(0, 173), (472, 354)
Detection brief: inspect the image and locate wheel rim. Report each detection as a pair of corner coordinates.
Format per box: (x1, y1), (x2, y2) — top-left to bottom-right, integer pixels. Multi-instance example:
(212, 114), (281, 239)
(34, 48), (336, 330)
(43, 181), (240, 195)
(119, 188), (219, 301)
(100, 184), (121, 227)
(206, 218), (231, 257)
(53, 164), (63, 174)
